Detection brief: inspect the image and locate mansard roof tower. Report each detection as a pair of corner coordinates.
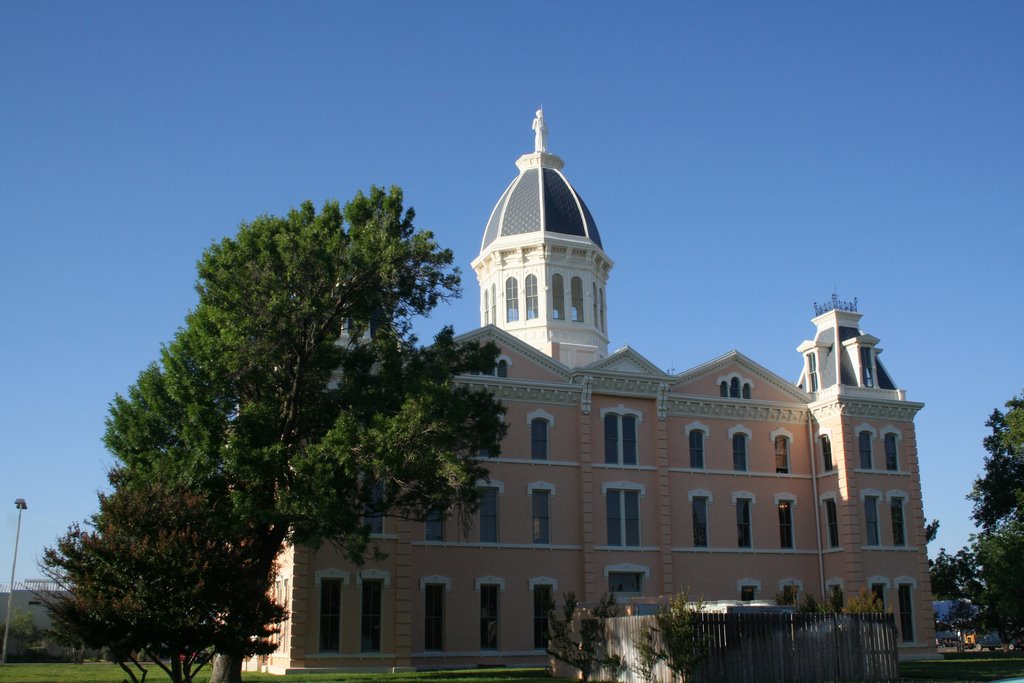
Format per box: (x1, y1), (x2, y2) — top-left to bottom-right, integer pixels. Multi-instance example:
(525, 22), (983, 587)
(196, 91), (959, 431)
(471, 110), (613, 368)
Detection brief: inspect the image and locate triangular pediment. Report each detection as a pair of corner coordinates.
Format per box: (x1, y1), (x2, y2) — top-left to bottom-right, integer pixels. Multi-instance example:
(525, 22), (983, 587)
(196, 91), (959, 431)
(674, 350), (811, 403)
(453, 325), (571, 381)
(583, 346), (670, 378)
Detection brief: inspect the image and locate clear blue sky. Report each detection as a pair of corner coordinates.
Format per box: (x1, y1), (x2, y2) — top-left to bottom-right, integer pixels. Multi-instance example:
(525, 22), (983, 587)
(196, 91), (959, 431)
(2, 2), (1022, 583)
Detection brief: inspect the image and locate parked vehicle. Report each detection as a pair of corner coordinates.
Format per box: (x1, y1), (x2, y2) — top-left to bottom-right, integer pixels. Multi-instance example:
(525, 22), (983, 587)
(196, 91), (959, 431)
(978, 633), (1004, 651)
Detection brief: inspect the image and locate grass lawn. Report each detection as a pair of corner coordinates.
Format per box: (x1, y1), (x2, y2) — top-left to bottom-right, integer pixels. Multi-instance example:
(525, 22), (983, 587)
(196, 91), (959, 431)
(2, 654), (1023, 683)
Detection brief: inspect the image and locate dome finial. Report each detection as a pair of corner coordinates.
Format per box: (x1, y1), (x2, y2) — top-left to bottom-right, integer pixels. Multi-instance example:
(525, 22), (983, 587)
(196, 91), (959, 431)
(532, 107), (548, 153)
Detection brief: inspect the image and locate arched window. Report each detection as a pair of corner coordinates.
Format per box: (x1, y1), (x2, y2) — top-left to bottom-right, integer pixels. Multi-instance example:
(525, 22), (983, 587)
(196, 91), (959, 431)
(821, 435), (834, 472)
(483, 289), (489, 325)
(742, 383), (751, 399)
(732, 434), (747, 471)
(531, 418), (549, 461)
(571, 277), (584, 322)
(490, 283), (496, 327)
(592, 283), (598, 324)
(730, 377), (740, 398)
(505, 277), (519, 322)
(884, 434), (898, 471)
(720, 381), (728, 397)
(599, 288), (606, 332)
(774, 436), (789, 474)
(496, 360), (508, 378)
(859, 431), (873, 469)
(551, 274), (565, 321)
(525, 274), (539, 320)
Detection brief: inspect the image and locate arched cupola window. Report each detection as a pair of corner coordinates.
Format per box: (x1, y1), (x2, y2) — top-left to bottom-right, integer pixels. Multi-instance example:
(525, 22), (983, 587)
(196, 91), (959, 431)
(506, 277), (519, 323)
(592, 283), (598, 324)
(490, 283), (497, 327)
(551, 274), (565, 321)
(599, 288), (606, 332)
(571, 277), (584, 322)
(525, 275), (539, 320)
(483, 289), (489, 325)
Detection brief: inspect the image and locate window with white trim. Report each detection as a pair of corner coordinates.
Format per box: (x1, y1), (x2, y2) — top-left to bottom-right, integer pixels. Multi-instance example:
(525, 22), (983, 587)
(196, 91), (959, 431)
(821, 435), (835, 472)
(689, 430), (705, 469)
(505, 277), (519, 323)
(424, 583), (444, 651)
(532, 489), (550, 545)
(551, 274), (565, 321)
(860, 346), (874, 388)
(607, 489), (641, 547)
(570, 276), (584, 322)
(608, 571), (644, 595)
(898, 583), (915, 642)
(363, 480), (384, 535)
(864, 495), (880, 546)
(778, 499), (794, 549)
(884, 433), (899, 471)
(479, 584), (499, 650)
(808, 352), (819, 392)
(733, 433), (748, 471)
(736, 497), (752, 548)
(890, 497), (906, 547)
(692, 496), (708, 548)
(599, 287), (606, 332)
(425, 507), (444, 542)
(360, 579), (382, 652)
(531, 418), (549, 461)
(775, 435), (790, 474)
(592, 282), (597, 324)
(480, 487), (498, 543)
(740, 584), (757, 601)
(525, 274), (539, 320)
(825, 498), (840, 548)
(533, 584), (553, 649)
(483, 289), (489, 326)
(319, 578), (342, 652)
(604, 413), (638, 465)
(859, 431), (873, 469)
(490, 283), (496, 327)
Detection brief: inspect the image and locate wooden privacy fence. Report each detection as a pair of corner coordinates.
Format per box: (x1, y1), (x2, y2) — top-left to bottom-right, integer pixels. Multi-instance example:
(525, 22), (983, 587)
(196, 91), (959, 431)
(576, 612), (899, 683)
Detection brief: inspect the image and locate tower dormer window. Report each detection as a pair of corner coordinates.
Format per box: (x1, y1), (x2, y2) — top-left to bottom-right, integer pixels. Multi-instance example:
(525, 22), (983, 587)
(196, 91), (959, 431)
(860, 347), (874, 388)
(571, 277), (584, 322)
(505, 277), (519, 322)
(490, 283), (496, 326)
(525, 275), (539, 320)
(599, 288), (606, 333)
(592, 283), (598, 324)
(551, 274), (565, 321)
(483, 289), (489, 325)
(807, 352), (819, 392)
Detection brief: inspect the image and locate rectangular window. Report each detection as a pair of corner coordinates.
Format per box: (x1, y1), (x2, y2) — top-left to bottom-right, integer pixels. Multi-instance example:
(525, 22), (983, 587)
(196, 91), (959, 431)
(778, 500), (794, 549)
(688, 430), (704, 468)
(871, 583), (886, 609)
(425, 507), (444, 542)
(607, 489), (640, 547)
(775, 436), (789, 474)
(884, 434), (899, 471)
(604, 414), (637, 465)
(732, 434), (747, 471)
(808, 353), (819, 392)
(608, 572), (643, 595)
(480, 488), (498, 543)
(532, 490), (550, 544)
(898, 584), (914, 642)
(480, 585), (499, 650)
(891, 497), (906, 546)
(360, 579), (382, 653)
(692, 496), (708, 548)
(319, 578), (342, 652)
(821, 436), (834, 472)
(363, 480), (384, 535)
(533, 585), (552, 649)
(859, 431), (873, 469)
(531, 418), (548, 460)
(825, 499), (840, 548)
(424, 584), (444, 651)
(865, 496), (880, 546)
(860, 346), (874, 388)
(740, 585), (756, 602)
(736, 498), (752, 548)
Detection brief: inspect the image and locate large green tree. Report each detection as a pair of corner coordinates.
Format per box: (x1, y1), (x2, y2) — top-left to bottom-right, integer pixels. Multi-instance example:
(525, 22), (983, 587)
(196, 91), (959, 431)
(101, 187), (506, 680)
(968, 394), (1024, 530)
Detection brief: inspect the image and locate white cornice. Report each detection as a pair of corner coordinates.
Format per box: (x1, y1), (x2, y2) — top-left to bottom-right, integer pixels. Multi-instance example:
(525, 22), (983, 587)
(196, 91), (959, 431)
(453, 325), (571, 380)
(675, 350), (812, 404)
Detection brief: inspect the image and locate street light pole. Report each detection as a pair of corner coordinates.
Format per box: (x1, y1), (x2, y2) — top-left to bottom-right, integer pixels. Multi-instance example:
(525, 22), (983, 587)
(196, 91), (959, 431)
(1, 498), (27, 666)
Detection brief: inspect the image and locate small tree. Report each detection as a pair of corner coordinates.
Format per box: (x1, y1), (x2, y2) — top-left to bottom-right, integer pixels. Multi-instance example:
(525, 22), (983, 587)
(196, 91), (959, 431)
(652, 592), (707, 682)
(632, 627), (660, 683)
(0, 608), (39, 660)
(844, 588), (886, 614)
(547, 592), (622, 682)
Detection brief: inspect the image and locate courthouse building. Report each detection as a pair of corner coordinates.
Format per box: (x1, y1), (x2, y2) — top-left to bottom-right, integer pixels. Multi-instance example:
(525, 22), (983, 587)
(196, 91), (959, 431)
(261, 115), (936, 673)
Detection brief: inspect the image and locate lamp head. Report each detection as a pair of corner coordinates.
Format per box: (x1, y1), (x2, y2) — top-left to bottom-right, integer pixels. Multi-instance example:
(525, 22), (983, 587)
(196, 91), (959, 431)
(14, 499), (26, 510)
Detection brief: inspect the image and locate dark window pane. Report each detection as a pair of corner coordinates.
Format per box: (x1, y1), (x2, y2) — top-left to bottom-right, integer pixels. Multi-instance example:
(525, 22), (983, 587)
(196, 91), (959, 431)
(360, 580), (382, 652)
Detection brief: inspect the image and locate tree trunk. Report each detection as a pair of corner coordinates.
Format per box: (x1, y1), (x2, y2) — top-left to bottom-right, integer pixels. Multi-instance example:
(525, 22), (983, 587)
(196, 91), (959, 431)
(209, 653), (243, 683)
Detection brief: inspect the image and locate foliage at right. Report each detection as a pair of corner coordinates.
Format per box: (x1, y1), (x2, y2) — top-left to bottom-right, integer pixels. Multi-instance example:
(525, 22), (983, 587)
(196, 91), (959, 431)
(639, 592), (708, 683)
(930, 392), (1024, 642)
(546, 592), (622, 682)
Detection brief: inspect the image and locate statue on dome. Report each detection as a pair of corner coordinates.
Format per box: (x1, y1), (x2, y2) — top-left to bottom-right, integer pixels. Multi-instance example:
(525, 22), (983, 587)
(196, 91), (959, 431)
(532, 108), (548, 153)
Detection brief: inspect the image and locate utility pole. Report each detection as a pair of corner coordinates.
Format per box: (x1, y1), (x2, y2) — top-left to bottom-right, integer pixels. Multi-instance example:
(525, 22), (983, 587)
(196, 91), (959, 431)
(1, 498), (28, 665)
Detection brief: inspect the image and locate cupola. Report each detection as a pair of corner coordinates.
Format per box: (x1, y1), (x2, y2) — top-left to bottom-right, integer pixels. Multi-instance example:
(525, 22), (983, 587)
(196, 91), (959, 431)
(471, 111), (613, 367)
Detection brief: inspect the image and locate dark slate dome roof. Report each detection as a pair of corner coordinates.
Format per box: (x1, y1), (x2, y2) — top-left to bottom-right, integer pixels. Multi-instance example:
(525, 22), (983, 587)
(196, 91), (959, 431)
(481, 157), (602, 251)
